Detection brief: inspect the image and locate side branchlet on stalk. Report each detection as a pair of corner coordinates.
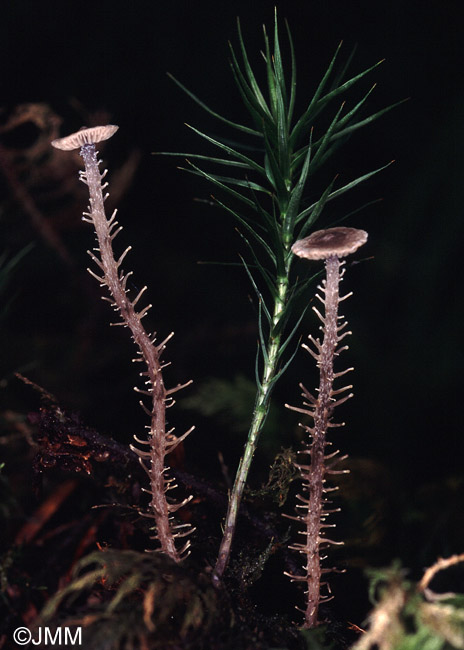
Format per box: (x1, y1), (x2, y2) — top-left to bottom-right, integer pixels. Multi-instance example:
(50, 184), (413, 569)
(160, 11), (398, 584)
(51, 126), (195, 563)
(285, 227), (367, 627)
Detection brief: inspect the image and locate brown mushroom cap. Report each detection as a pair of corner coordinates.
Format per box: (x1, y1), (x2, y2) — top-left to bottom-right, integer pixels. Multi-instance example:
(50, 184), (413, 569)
(51, 125), (119, 151)
(291, 227), (368, 260)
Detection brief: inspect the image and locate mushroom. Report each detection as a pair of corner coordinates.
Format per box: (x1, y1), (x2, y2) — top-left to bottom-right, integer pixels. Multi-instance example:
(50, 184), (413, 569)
(51, 125), (119, 151)
(291, 226), (368, 261)
(285, 226), (368, 628)
(50, 125), (195, 563)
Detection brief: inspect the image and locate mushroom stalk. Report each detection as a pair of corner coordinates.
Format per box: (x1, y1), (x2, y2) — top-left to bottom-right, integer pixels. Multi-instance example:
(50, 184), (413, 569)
(51, 126), (194, 563)
(285, 256), (349, 627)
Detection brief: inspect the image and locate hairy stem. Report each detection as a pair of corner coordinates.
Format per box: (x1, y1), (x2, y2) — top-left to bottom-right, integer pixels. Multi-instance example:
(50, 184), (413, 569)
(80, 143), (192, 562)
(301, 255), (341, 626)
(285, 256), (353, 626)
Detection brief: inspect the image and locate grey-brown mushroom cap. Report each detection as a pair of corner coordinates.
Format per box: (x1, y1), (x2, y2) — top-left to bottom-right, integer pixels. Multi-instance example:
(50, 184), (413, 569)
(51, 125), (119, 151)
(291, 227), (368, 260)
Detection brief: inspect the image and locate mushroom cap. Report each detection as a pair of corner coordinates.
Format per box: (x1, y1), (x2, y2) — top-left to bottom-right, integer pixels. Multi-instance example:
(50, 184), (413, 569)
(51, 125), (119, 151)
(291, 227), (368, 260)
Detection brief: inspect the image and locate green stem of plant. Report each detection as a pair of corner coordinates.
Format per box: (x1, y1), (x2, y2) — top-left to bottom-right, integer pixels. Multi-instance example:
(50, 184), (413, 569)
(213, 267), (290, 585)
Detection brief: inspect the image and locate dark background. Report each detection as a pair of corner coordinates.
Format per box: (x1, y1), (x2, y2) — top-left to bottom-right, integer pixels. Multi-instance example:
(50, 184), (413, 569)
(1, 0), (462, 587)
